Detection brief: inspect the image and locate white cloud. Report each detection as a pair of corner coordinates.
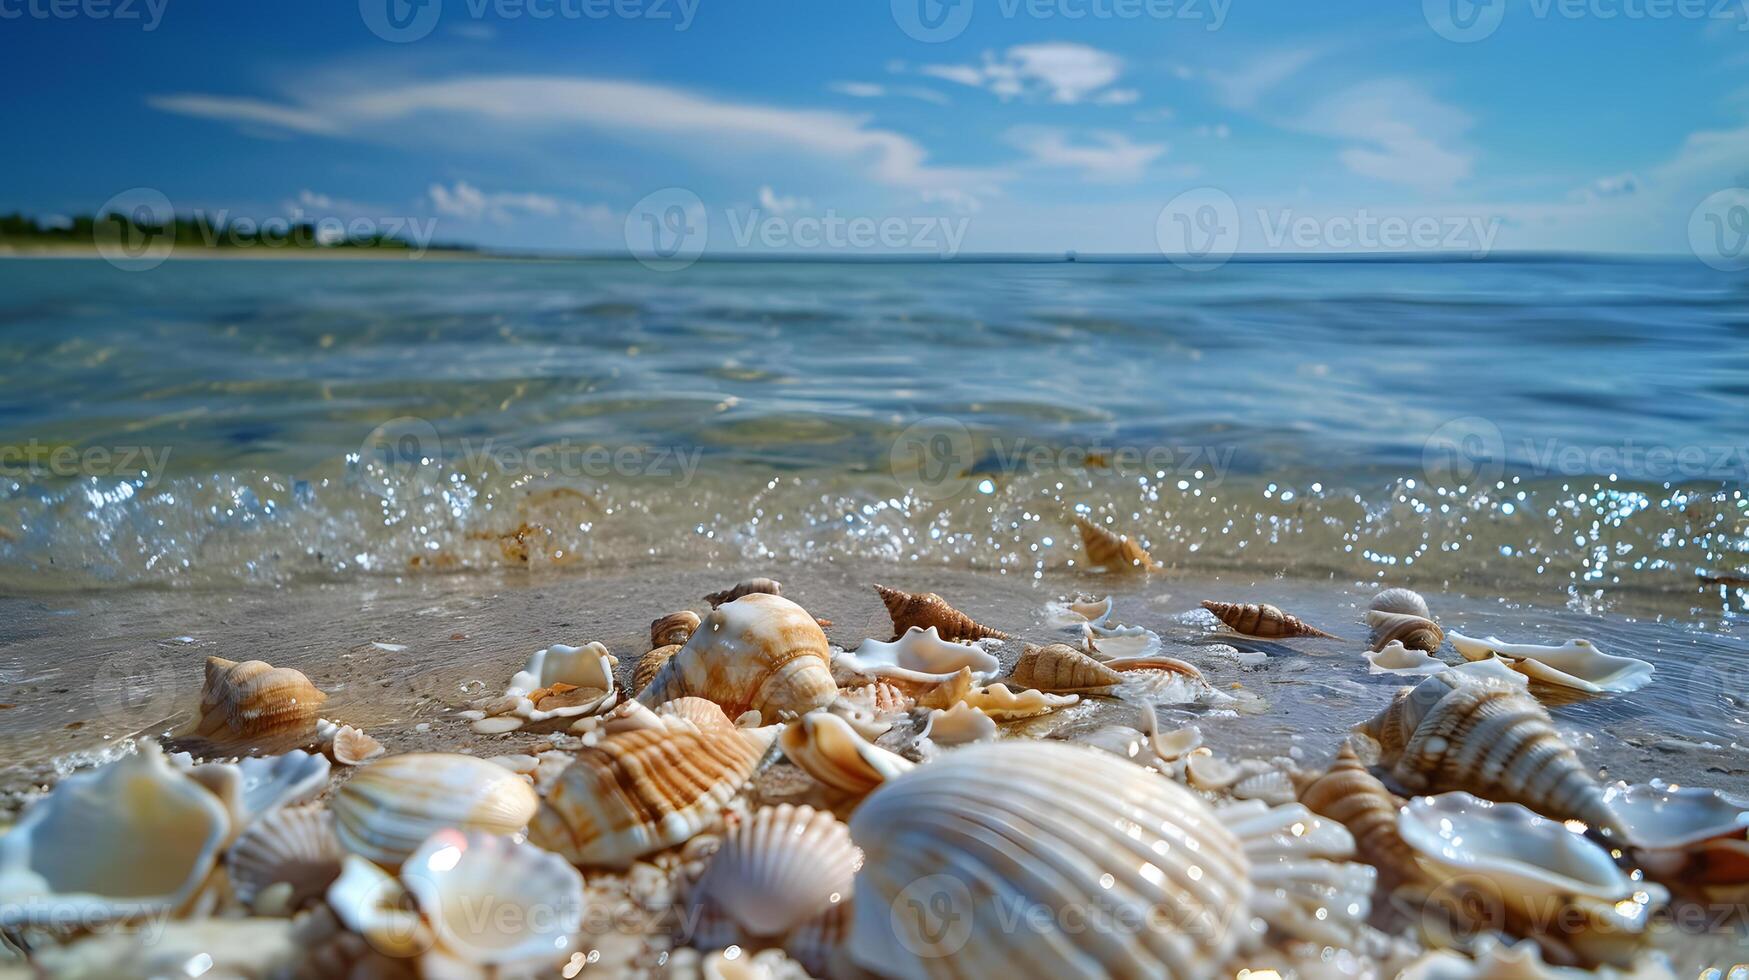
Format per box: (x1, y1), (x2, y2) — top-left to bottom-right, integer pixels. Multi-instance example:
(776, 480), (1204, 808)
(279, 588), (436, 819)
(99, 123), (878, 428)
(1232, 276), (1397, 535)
(1006, 128), (1166, 183)
(829, 81), (950, 105)
(920, 43), (1130, 105)
(1295, 81), (1473, 193)
(1570, 172), (1640, 202)
(1093, 88), (1140, 106)
(1204, 46), (1326, 110)
(428, 180), (611, 226)
(757, 186), (810, 214)
(145, 95), (342, 135)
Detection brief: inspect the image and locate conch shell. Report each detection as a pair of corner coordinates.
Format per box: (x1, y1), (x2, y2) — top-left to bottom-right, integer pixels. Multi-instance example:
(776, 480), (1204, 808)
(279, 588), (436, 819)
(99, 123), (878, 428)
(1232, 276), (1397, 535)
(331, 753), (540, 867)
(1293, 741), (1418, 889)
(1201, 600), (1337, 639)
(639, 593), (836, 722)
(779, 711), (914, 796)
(1368, 610), (1445, 653)
(194, 656), (327, 747)
(1354, 669), (1617, 833)
(706, 577), (783, 607)
(530, 697), (778, 867)
(1448, 632), (1654, 695)
(1007, 642), (1123, 694)
(1074, 515), (1160, 572)
(873, 585), (1009, 642)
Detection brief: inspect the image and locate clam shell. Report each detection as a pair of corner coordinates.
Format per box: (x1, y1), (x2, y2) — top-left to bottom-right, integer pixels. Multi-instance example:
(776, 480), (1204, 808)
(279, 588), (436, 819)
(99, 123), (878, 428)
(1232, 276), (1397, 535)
(1201, 600), (1338, 640)
(1600, 780), (1749, 852)
(1367, 610), (1445, 653)
(1008, 642), (1123, 694)
(916, 702), (997, 750)
(0, 741), (230, 926)
(1294, 741), (1416, 888)
(955, 682), (1078, 719)
(226, 804), (342, 911)
(873, 585), (1009, 642)
(705, 577), (783, 608)
(639, 593), (836, 722)
(401, 829), (585, 966)
(1354, 667), (1617, 832)
(530, 699), (778, 867)
(652, 609), (703, 648)
(1044, 593), (1114, 628)
(1366, 639), (1449, 676)
(332, 753), (540, 867)
(688, 804), (860, 940)
(779, 712), (914, 795)
(1448, 632), (1654, 694)
(1074, 515), (1160, 572)
(1370, 587), (1430, 618)
(850, 626), (1000, 680)
(195, 656), (327, 747)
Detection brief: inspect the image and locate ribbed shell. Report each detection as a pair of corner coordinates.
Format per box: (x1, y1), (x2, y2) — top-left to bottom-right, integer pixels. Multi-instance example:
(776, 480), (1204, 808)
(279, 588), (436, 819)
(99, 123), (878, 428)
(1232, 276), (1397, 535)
(705, 578), (783, 608)
(638, 593), (836, 721)
(529, 703), (777, 867)
(1008, 643), (1123, 694)
(1370, 587), (1430, 618)
(651, 610), (702, 648)
(839, 680), (913, 715)
(1368, 611), (1445, 653)
(1355, 671), (1617, 832)
(779, 712), (914, 796)
(328, 725), (385, 766)
(688, 804), (860, 939)
(226, 804), (342, 910)
(1200, 600), (1338, 640)
(1294, 742), (1416, 887)
(196, 656), (327, 745)
(1074, 516), (1160, 572)
(331, 753), (539, 867)
(634, 644), (681, 695)
(873, 585), (1010, 642)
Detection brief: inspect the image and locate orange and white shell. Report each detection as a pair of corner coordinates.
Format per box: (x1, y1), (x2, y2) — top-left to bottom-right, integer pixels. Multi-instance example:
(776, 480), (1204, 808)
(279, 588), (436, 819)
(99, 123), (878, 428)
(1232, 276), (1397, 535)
(195, 656), (327, 746)
(638, 593), (836, 722)
(954, 682), (1078, 720)
(1367, 611), (1445, 653)
(331, 753), (540, 867)
(1074, 515), (1160, 572)
(1294, 741), (1418, 887)
(779, 712), (913, 796)
(1007, 642), (1123, 694)
(872, 585), (1009, 642)
(1200, 600), (1337, 640)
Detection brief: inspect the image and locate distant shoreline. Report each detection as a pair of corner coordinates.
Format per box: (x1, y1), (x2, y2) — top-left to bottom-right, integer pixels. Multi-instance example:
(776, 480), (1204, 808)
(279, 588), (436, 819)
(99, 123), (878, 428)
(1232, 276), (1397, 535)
(0, 244), (493, 262)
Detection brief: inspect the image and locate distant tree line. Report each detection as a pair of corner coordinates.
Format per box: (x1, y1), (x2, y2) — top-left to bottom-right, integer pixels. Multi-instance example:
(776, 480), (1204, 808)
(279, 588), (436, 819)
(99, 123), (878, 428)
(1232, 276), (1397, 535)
(0, 210), (460, 251)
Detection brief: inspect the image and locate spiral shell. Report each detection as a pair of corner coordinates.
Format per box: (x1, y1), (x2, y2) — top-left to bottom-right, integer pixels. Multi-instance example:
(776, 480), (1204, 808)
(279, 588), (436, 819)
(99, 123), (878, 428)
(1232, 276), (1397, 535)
(1074, 515), (1160, 572)
(635, 644), (681, 695)
(688, 804), (860, 941)
(1368, 611), (1445, 653)
(1355, 670), (1617, 833)
(1369, 587), (1430, 618)
(1294, 741), (1417, 888)
(873, 585), (1009, 642)
(639, 593), (837, 722)
(530, 698), (778, 867)
(194, 656), (327, 747)
(1008, 642), (1123, 694)
(226, 804), (342, 912)
(779, 712), (914, 795)
(331, 753), (540, 867)
(1200, 600), (1338, 640)
(705, 577), (783, 608)
(652, 610), (703, 648)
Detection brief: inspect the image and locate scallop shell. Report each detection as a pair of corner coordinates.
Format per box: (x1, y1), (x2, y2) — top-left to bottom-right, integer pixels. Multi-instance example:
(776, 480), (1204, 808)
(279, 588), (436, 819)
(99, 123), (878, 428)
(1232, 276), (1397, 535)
(1370, 587), (1431, 618)
(401, 829), (585, 966)
(849, 626), (1000, 680)
(653, 610), (703, 648)
(194, 656), (327, 747)
(639, 593), (836, 722)
(779, 712), (914, 795)
(1367, 639), (1449, 676)
(1354, 669), (1617, 833)
(1008, 642), (1123, 694)
(916, 702), (997, 751)
(1448, 633), (1654, 695)
(873, 585), (1009, 642)
(1201, 600), (1338, 640)
(0, 742), (230, 927)
(846, 741), (1373, 978)
(1074, 515), (1160, 572)
(705, 577), (783, 607)
(688, 804), (860, 940)
(332, 753), (540, 867)
(1293, 741), (1417, 888)
(1398, 793), (1666, 967)
(226, 804), (343, 911)
(530, 699), (778, 867)
(1368, 610), (1445, 653)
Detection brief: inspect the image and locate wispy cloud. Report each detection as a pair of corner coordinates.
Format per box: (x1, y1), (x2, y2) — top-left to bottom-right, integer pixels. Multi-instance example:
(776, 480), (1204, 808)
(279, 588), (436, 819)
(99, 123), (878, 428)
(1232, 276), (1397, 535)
(1006, 128), (1166, 182)
(919, 43), (1132, 105)
(757, 186), (811, 214)
(428, 180), (612, 225)
(829, 81), (950, 105)
(1203, 46), (1326, 110)
(1295, 80), (1474, 193)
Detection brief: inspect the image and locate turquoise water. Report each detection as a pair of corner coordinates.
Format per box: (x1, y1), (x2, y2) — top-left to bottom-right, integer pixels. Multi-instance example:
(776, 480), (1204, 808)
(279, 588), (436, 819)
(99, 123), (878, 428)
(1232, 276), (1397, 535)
(0, 258), (1745, 610)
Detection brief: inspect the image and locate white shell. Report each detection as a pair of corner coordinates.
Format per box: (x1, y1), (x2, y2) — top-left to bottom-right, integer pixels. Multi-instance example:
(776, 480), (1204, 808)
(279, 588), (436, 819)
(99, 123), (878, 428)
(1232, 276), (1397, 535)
(226, 804), (343, 910)
(779, 712), (914, 795)
(689, 804), (860, 940)
(845, 626), (1000, 681)
(326, 854), (432, 957)
(473, 641), (619, 732)
(32, 917), (302, 979)
(1079, 706), (1203, 773)
(956, 682), (1078, 719)
(1186, 752), (1243, 791)
(0, 741), (230, 926)
(1600, 780), (1749, 851)
(916, 703), (997, 751)
(1366, 639), (1449, 676)
(401, 829), (585, 966)
(1079, 622), (1163, 660)
(174, 749), (331, 833)
(1448, 632), (1654, 694)
(1370, 587), (1431, 618)
(331, 753), (541, 867)
(1044, 594), (1114, 628)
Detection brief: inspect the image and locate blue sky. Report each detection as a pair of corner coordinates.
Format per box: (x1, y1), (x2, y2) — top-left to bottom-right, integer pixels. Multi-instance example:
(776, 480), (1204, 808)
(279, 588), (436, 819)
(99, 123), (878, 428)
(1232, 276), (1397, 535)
(4, 0), (1748, 255)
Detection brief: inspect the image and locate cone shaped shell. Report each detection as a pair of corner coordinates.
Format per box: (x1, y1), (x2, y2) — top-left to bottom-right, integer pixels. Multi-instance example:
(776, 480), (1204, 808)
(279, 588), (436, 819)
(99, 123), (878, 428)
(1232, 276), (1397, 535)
(638, 593), (836, 722)
(1201, 600), (1337, 640)
(1008, 643), (1124, 694)
(196, 656), (327, 746)
(705, 578), (783, 608)
(331, 753), (539, 867)
(689, 804), (860, 939)
(1074, 516), (1160, 572)
(1295, 742), (1416, 886)
(873, 585), (1009, 642)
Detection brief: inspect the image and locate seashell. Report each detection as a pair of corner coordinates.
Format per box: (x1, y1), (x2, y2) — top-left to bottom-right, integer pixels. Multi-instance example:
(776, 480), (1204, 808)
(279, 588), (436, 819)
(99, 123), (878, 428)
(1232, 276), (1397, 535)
(401, 828), (585, 966)
(1367, 610), (1445, 653)
(1201, 600), (1338, 640)
(332, 753), (540, 867)
(1079, 621), (1165, 660)
(1366, 638), (1449, 676)
(326, 854), (432, 957)
(226, 804), (343, 911)
(847, 741), (1374, 977)
(825, 693), (895, 741)
(1600, 780), (1749, 891)
(174, 749), (330, 834)
(667, 946), (814, 980)
(1073, 515), (1160, 572)
(652, 609), (703, 647)
(1008, 642), (1123, 694)
(194, 656), (327, 747)
(1102, 654), (1205, 679)
(1355, 669), (1617, 832)
(688, 804), (860, 940)
(955, 682), (1078, 720)
(635, 643), (681, 694)
(530, 699), (778, 867)
(1449, 632), (1654, 695)
(639, 593), (836, 722)
(1370, 586), (1431, 618)
(328, 724), (385, 765)
(1398, 793), (1667, 967)
(0, 741), (230, 926)
(781, 901), (851, 978)
(706, 577), (783, 607)
(850, 626), (1001, 680)
(779, 712), (914, 795)
(916, 702), (997, 751)
(837, 679), (912, 716)
(473, 641), (619, 733)
(1186, 751), (1243, 791)
(1044, 593), (1115, 628)
(1391, 934), (1649, 980)
(32, 916), (303, 979)
(1079, 706), (1203, 772)
(1232, 763), (1297, 806)
(1293, 741), (1417, 889)
(873, 584), (1009, 642)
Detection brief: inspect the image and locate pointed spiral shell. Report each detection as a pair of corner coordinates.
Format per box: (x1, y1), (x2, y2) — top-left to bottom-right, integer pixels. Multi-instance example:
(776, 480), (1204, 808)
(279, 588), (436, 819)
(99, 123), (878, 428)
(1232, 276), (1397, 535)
(1200, 600), (1338, 640)
(1008, 643), (1123, 694)
(873, 585), (1009, 642)
(1074, 515), (1160, 572)
(1294, 742), (1417, 888)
